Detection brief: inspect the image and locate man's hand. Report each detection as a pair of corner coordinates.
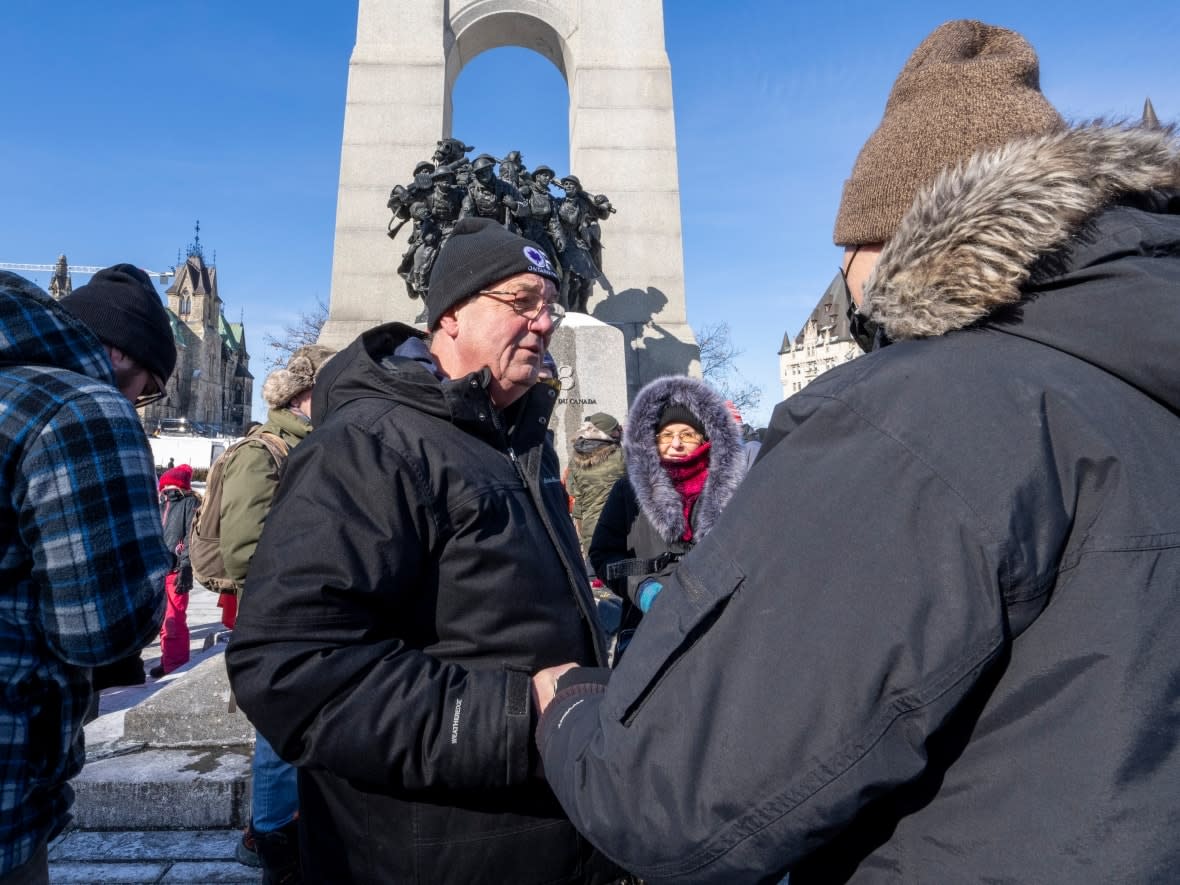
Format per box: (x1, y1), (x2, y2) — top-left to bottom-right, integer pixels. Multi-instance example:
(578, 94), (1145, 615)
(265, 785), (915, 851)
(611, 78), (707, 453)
(532, 662), (580, 717)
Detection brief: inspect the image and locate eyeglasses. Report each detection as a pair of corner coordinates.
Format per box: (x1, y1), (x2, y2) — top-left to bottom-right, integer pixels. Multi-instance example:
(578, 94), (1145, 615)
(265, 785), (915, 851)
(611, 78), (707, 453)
(839, 245), (890, 354)
(480, 289), (565, 328)
(134, 371), (168, 409)
(656, 429), (704, 447)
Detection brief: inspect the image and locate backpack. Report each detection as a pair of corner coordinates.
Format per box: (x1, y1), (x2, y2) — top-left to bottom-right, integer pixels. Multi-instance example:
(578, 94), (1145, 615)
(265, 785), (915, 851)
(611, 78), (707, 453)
(189, 431), (290, 594)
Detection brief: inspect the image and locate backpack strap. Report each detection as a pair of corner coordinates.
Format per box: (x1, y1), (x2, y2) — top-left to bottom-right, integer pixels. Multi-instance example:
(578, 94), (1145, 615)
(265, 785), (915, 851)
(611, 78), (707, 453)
(251, 431), (291, 478)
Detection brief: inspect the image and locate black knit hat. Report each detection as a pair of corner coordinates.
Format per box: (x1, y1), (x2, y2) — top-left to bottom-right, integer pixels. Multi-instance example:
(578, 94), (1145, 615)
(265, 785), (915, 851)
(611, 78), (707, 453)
(425, 217), (562, 328)
(658, 403), (707, 438)
(60, 264), (177, 382)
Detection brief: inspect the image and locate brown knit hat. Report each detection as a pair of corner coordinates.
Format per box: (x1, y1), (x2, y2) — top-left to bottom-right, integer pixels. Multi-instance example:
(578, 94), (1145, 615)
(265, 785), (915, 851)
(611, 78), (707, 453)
(833, 20), (1065, 245)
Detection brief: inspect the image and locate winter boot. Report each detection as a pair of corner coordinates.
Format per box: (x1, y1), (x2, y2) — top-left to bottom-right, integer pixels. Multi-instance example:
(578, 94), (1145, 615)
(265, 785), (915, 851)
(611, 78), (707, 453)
(235, 824), (262, 868)
(255, 818), (302, 885)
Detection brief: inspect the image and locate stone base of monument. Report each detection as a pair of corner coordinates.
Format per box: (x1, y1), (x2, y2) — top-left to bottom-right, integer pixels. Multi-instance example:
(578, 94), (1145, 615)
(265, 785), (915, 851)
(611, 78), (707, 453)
(73, 653), (254, 829)
(547, 313), (630, 470)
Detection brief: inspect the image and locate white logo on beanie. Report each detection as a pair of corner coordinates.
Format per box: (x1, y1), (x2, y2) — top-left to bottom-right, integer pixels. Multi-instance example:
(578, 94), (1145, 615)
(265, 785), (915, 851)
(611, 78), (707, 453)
(523, 245), (556, 276)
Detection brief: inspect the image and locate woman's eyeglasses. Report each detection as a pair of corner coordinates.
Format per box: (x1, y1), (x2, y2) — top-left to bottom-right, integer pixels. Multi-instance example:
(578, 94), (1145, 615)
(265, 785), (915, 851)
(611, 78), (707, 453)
(656, 429), (704, 446)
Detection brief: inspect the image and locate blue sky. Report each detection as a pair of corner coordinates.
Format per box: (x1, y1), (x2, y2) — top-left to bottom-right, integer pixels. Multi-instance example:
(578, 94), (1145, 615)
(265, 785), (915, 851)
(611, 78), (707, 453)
(2, 1), (1176, 425)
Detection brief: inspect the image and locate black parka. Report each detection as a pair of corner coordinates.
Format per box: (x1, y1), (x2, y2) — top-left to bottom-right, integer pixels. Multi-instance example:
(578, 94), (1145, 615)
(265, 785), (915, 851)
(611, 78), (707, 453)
(538, 126), (1180, 882)
(226, 323), (618, 884)
(158, 487), (198, 589)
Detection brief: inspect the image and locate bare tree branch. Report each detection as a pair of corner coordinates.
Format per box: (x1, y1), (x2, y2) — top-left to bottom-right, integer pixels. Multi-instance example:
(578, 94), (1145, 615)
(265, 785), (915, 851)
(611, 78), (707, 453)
(263, 297), (328, 373)
(694, 321), (762, 415)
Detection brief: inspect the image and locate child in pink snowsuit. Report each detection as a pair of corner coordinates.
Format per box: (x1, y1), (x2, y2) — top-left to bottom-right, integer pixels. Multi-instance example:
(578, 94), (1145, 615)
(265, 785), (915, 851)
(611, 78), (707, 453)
(154, 465), (199, 676)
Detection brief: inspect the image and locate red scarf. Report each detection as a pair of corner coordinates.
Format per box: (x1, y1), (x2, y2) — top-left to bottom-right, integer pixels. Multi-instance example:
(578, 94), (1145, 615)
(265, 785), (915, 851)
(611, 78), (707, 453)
(661, 442), (711, 541)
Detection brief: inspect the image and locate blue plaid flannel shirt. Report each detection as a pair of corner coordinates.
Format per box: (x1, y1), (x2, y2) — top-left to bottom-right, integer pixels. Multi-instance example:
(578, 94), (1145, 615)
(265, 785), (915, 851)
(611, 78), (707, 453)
(0, 273), (169, 873)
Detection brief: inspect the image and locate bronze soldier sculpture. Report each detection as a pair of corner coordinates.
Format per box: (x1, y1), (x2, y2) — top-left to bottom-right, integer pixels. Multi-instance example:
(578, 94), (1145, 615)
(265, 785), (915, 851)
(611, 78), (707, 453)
(556, 175), (614, 313)
(386, 142), (614, 312)
(517, 165), (565, 270)
(461, 155), (525, 232)
(396, 168), (463, 299)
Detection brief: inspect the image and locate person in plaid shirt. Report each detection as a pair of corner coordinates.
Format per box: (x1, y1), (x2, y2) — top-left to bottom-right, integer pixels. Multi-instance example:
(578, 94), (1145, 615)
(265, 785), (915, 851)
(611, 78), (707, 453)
(0, 267), (174, 884)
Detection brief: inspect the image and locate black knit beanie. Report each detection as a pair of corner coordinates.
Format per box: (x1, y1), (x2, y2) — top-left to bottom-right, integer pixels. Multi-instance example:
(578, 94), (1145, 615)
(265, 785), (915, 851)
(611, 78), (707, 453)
(60, 264), (177, 382)
(658, 403), (707, 438)
(425, 217), (562, 328)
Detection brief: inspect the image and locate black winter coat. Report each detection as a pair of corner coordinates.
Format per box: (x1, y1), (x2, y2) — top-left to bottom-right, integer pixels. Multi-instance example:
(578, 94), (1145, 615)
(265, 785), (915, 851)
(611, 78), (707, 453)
(226, 324), (618, 884)
(158, 487), (198, 590)
(538, 126), (1180, 882)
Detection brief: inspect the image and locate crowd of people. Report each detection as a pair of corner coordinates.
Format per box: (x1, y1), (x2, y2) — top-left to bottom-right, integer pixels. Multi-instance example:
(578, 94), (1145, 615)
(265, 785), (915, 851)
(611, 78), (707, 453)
(2, 16), (1179, 885)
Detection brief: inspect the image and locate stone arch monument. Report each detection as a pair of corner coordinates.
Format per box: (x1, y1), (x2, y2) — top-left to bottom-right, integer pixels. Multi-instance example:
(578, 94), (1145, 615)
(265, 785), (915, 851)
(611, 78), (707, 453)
(320, 0), (699, 406)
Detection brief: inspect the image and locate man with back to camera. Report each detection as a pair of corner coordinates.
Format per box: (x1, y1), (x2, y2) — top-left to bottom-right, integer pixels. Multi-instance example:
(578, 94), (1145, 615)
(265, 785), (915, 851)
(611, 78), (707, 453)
(532, 20), (1180, 883)
(0, 265), (174, 884)
(226, 217), (623, 884)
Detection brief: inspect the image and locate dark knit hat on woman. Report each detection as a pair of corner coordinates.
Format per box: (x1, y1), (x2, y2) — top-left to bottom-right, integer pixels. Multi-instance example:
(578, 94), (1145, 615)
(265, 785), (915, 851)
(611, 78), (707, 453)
(658, 403), (707, 439)
(425, 217), (562, 328)
(59, 264), (177, 382)
(833, 20), (1064, 245)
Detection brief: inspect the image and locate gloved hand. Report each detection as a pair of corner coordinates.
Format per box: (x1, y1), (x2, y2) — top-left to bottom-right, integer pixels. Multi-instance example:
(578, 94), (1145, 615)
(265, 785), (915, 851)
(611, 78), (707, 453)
(636, 577), (664, 612)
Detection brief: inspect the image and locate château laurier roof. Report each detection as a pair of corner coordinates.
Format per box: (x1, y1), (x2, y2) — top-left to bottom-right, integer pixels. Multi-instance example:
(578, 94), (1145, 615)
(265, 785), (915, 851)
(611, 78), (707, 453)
(780, 271), (854, 354)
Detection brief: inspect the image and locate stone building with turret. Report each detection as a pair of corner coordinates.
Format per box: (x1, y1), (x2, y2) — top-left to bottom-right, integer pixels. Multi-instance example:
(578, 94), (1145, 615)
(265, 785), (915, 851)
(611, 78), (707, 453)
(779, 273), (861, 398)
(47, 254), (73, 299)
(141, 235), (253, 437)
(45, 238), (252, 437)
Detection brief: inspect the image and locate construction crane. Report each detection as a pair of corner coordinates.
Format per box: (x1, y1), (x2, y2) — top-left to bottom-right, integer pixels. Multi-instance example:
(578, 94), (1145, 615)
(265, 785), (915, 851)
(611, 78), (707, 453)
(0, 262), (174, 284)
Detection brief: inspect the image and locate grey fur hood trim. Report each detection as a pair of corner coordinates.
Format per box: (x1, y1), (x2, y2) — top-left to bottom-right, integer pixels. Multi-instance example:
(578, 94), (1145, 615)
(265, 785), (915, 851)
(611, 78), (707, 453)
(622, 376), (746, 542)
(865, 123), (1180, 340)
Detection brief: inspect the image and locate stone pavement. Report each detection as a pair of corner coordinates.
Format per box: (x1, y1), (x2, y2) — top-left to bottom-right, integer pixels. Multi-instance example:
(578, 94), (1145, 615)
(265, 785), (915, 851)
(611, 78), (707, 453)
(52, 585), (262, 883)
(48, 829), (259, 884)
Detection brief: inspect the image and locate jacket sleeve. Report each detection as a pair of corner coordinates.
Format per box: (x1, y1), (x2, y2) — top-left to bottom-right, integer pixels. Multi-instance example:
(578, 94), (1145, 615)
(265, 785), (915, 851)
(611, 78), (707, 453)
(18, 388), (169, 667)
(219, 439), (282, 584)
(568, 468), (584, 520)
(587, 477), (635, 593)
(538, 392), (1011, 883)
(226, 421), (540, 792)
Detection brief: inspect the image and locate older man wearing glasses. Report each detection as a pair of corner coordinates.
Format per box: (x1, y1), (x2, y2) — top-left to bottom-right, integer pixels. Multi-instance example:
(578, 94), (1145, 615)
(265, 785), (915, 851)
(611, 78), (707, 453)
(227, 217), (622, 885)
(0, 265), (174, 885)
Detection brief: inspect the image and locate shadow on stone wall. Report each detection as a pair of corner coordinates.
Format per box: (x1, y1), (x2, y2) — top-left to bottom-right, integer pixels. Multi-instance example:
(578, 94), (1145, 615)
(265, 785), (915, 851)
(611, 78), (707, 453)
(593, 286), (699, 385)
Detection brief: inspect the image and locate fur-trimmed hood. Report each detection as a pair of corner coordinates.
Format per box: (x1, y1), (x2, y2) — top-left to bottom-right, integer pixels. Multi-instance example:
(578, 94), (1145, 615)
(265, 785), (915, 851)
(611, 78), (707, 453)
(865, 123), (1180, 340)
(571, 437), (623, 469)
(623, 376), (746, 542)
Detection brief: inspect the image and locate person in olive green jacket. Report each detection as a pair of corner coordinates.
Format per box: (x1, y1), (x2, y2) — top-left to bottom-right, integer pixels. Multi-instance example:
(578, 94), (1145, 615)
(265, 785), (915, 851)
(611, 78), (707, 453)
(567, 412), (625, 559)
(221, 343), (334, 885)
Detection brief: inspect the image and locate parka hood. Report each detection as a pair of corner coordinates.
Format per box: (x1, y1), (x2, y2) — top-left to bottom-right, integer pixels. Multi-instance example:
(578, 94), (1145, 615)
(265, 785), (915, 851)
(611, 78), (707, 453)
(0, 271), (117, 386)
(311, 322), (556, 443)
(622, 376), (746, 542)
(864, 122), (1180, 413)
(571, 439), (623, 469)
(312, 323), (440, 425)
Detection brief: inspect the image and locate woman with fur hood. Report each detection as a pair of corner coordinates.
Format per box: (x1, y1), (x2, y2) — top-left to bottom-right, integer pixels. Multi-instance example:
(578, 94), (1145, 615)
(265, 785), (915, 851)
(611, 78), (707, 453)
(589, 376), (746, 657)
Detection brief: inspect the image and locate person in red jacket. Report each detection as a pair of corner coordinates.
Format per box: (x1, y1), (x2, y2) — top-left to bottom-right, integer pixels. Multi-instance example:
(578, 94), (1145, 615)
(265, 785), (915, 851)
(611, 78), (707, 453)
(153, 464), (200, 677)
